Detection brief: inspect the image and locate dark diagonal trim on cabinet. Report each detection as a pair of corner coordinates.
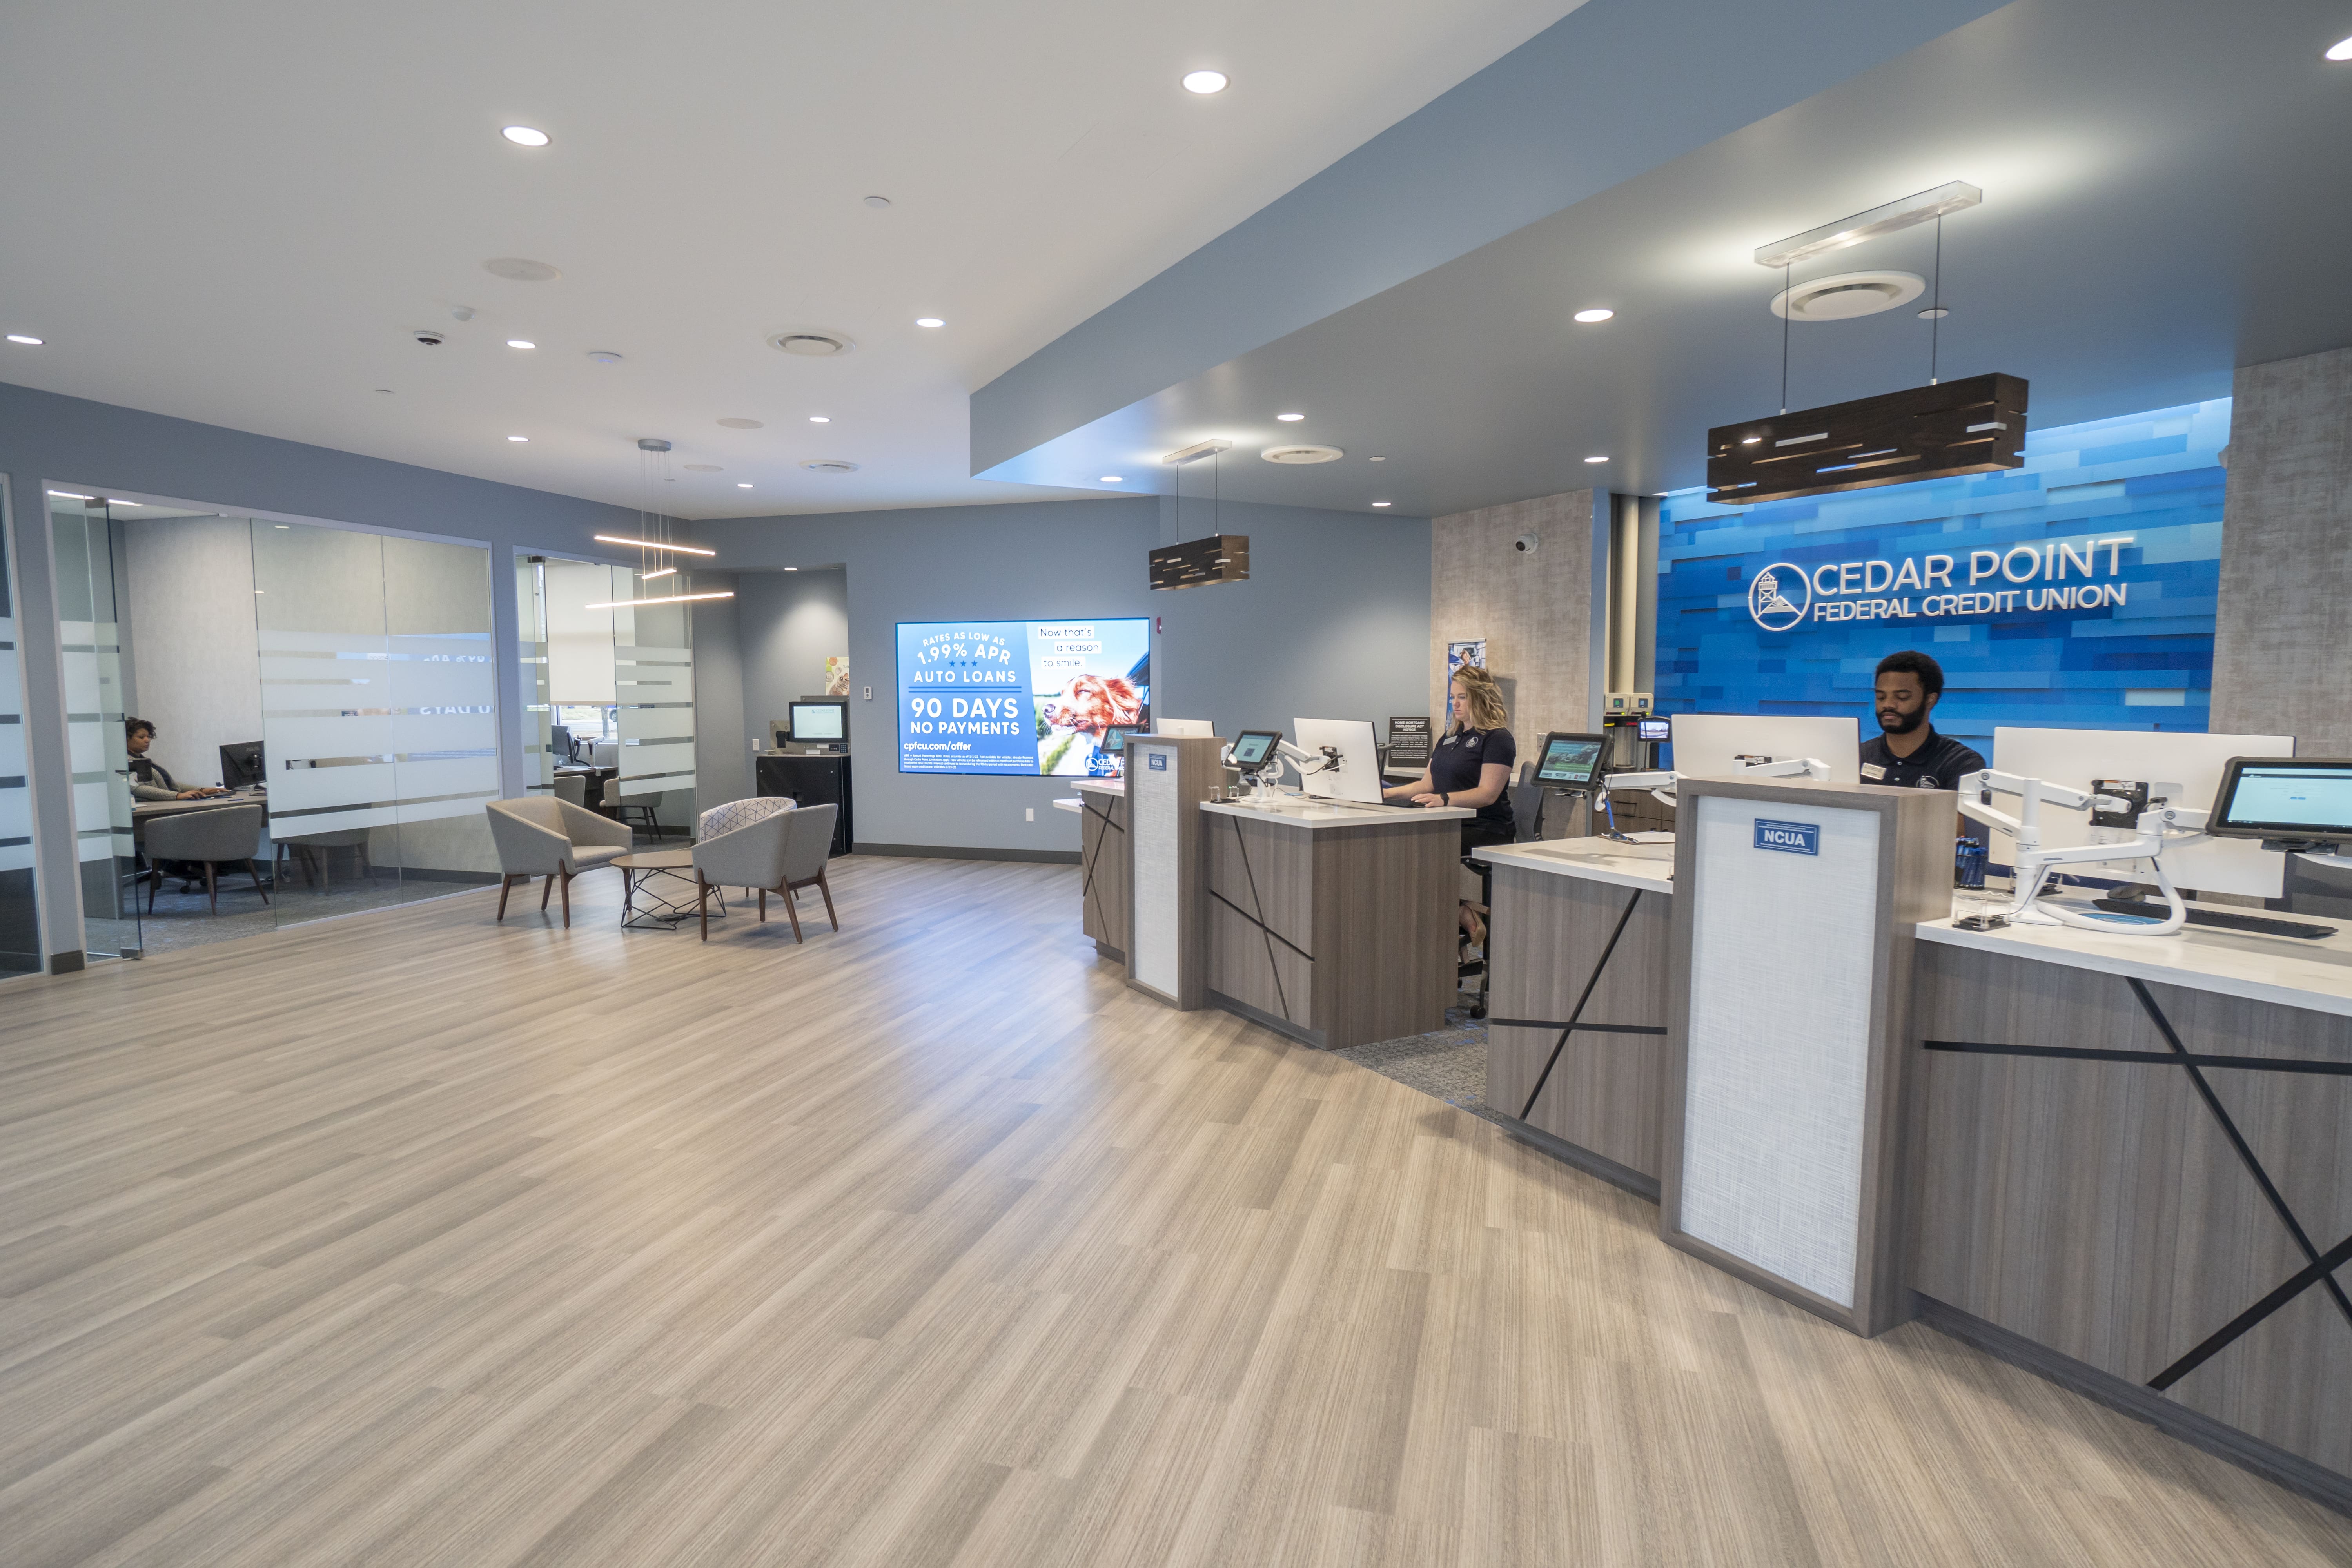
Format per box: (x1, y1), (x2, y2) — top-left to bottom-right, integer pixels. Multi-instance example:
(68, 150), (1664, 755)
(1221, 816), (1306, 1023)
(1495, 1020), (1668, 1036)
(1924, 974), (2352, 1391)
(1517, 888), (1644, 1122)
(1079, 798), (1122, 936)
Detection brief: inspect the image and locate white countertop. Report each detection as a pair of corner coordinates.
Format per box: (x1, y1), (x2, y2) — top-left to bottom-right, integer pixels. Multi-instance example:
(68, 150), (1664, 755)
(1472, 835), (1677, 893)
(1200, 796), (1472, 829)
(1918, 901), (2352, 1019)
(1051, 798), (1083, 815)
(1074, 779), (1124, 797)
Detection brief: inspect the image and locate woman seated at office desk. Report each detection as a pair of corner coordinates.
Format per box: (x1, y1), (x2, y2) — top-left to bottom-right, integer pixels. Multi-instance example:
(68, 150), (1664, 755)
(1381, 663), (1514, 945)
(124, 717), (225, 802)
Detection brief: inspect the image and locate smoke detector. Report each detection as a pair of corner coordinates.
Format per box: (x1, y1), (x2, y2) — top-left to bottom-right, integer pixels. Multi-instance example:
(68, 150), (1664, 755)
(1769, 270), (1926, 321)
(768, 330), (856, 357)
(1261, 443), (1345, 464)
(801, 459), (861, 472)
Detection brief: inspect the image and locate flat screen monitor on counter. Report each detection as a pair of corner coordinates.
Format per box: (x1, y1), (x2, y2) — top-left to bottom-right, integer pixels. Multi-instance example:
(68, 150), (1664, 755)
(1229, 730), (1281, 771)
(2209, 758), (2352, 841)
(1670, 713), (1860, 784)
(895, 618), (1150, 777)
(1293, 717), (1383, 803)
(1534, 732), (1605, 787)
(789, 699), (847, 744)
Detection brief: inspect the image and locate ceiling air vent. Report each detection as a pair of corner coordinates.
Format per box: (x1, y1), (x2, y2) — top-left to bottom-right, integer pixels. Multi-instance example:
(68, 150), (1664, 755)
(768, 330), (857, 356)
(1769, 271), (1924, 322)
(1261, 444), (1344, 464)
(800, 459), (861, 472)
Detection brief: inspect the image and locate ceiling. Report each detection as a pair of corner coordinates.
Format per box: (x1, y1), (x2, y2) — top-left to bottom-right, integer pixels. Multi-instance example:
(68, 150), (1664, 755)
(982, 0), (2352, 516)
(0, 0), (1585, 517)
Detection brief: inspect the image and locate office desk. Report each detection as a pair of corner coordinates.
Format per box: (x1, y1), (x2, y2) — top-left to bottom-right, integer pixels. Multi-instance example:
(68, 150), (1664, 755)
(1472, 836), (1676, 1194)
(1198, 797), (1468, 1050)
(1909, 902), (2352, 1499)
(1072, 780), (1126, 961)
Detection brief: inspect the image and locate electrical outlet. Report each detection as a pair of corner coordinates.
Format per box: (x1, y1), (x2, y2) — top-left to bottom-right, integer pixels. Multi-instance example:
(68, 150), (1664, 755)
(862, 685), (872, 700)
(1025, 808), (1034, 821)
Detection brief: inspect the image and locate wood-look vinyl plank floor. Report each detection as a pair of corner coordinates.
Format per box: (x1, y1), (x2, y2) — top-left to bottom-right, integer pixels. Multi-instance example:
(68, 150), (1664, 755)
(1, 853), (2348, 1566)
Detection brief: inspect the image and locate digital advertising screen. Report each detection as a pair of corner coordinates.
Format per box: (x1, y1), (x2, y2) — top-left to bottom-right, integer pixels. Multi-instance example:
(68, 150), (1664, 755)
(896, 619), (1150, 777)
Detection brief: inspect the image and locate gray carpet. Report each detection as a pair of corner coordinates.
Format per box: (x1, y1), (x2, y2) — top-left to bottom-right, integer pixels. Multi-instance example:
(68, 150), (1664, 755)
(1332, 1004), (1505, 1127)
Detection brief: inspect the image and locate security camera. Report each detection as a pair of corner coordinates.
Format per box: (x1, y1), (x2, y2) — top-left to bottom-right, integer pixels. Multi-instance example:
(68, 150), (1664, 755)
(1513, 533), (1539, 554)
(412, 328), (446, 347)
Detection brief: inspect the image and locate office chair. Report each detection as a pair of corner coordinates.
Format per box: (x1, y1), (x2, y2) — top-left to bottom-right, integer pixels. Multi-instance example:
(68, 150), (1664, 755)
(601, 775), (664, 839)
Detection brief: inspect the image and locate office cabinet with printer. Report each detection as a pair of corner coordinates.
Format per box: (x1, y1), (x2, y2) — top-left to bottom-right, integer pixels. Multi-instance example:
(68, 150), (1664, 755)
(754, 753), (853, 856)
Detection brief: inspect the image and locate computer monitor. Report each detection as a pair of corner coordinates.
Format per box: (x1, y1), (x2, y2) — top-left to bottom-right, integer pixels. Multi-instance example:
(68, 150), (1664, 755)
(1292, 717), (1383, 804)
(788, 699), (848, 746)
(1669, 713), (1860, 784)
(219, 740), (265, 789)
(549, 724), (574, 765)
(1153, 718), (1213, 738)
(1636, 717), (1671, 744)
(1534, 732), (1606, 787)
(2208, 758), (2352, 842)
(1229, 730), (1282, 771)
(1100, 724), (1132, 756)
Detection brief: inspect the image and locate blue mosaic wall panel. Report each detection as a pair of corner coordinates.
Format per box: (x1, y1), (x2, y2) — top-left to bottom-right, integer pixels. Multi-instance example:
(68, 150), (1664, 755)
(1655, 399), (2228, 748)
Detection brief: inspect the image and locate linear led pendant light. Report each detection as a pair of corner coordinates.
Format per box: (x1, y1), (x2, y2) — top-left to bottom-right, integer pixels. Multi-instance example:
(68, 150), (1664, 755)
(1150, 438), (1249, 589)
(1751, 180), (1980, 269)
(590, 437), (735, 608)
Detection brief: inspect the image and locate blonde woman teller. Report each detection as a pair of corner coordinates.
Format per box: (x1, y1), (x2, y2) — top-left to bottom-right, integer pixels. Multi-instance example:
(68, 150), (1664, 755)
(1382, 663), (1515, 945)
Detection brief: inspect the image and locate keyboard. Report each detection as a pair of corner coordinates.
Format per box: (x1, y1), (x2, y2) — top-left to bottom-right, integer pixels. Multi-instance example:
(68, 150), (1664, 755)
(2091, 899), (2335, 940)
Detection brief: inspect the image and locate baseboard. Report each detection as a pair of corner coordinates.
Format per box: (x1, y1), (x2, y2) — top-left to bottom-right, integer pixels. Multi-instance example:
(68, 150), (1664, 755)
(1485, 1112), (1661, 1202)
(1914, 1296), (2352, 1519)
(852, 844), (1080, 865)
(1207, 989), (1327, 1050)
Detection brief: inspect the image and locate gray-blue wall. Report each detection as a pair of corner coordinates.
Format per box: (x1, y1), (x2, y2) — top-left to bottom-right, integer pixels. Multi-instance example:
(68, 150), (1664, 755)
(698, 497), (1431, 856)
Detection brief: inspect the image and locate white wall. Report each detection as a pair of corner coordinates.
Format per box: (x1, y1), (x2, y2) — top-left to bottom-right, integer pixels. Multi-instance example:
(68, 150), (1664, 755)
(121, 515), (263, 789)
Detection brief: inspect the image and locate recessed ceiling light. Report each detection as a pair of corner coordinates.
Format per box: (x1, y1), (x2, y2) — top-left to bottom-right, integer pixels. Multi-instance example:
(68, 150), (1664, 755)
(501, 125), (550, 147)
(915, 317), (944, 328)
(863, 194), (892, 209)
(6, 333), (42, 345)
(1276, 412), (1305, 422)
(1573, 308), (1614, 323)
(1371, 501), (1392, 508)
(1368, 456), (1386, 462)
(508, 435), (529, 443)
(1584, 455), (1607, 463)
(784, 566), (799, 571)
(683, 463), (721, 472)
(1100, 475), (1123, 483)
(1918, 307), (1949, 320)
(809, 416), (830, 423)
(738, 483), (753, 488)
(1182, 70), (1228, 94)
(587, 350), (624, 363)
(717, 417), (763, 429)
(2330, 36), (2352, 61)
(506, 339), (535, 350)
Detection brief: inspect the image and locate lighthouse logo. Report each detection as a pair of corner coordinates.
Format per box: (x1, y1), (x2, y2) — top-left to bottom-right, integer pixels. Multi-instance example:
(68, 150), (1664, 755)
(1748, 563), (1811, 632)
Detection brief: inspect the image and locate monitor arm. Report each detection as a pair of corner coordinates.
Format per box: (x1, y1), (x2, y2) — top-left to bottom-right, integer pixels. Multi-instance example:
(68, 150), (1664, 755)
(1957, 768), (2210, 935)
(1604, 755), (1831, 809)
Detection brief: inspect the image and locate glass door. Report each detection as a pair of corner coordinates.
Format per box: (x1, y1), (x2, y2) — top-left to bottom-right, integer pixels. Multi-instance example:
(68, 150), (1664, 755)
(614, 565), (696, 836)
(48, 495), (140, 957)
(518, 557), (553, 794)
(0, 490), (41, 977)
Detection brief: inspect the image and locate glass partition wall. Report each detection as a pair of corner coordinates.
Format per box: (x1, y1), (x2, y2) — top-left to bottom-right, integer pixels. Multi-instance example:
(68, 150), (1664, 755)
(40, 494), (502, 958)
(536, 555), (697, 834)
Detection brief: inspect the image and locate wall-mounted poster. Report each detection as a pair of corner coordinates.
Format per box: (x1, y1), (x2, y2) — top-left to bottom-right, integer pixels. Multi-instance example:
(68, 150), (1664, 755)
(824, 656), (849, 697)
(1446, 639), (1487, 679)
(895, 619), (1150, 777)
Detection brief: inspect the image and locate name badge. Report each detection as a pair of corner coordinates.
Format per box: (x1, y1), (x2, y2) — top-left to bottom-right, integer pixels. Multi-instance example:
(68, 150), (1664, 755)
(1148, 753), (1167, 771)
(1754, 818), (1820, 855)
(1860, 763), (1887, 781)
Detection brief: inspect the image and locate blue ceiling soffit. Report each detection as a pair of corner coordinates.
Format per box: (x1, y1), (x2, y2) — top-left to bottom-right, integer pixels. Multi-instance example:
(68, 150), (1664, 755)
(970, 0), (2007, 477)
